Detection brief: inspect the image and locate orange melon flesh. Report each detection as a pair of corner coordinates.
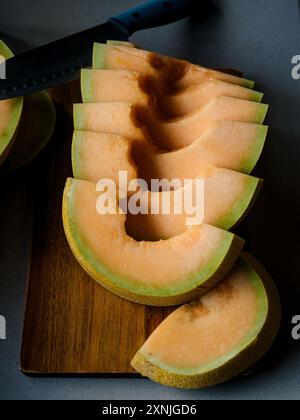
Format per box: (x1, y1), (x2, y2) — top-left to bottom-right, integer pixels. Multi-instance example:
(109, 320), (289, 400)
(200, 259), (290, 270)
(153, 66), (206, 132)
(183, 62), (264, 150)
(81, 69), (148, 105)
(125, 170), (262, 241)
(131, 253), (281, 389)
(73, 122), (267, 180)
(63, 178), (244, 306)
(81, 69), (263, 117)
(72, 130), (262, 237)
(93, 44), (255, 89)
(74, 98), (268, 150)
(0, 40), (23, 165)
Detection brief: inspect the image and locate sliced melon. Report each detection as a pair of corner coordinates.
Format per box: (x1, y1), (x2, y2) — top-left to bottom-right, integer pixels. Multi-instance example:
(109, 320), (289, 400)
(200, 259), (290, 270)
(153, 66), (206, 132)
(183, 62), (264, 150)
(74, 102), (145, 141)
(159, 81), (263, 117)
(93, 44), (255, 89)
(131, 253), (281, 389)
(125, 170), (262, 241)
(74, 98), (268, 150)
(0, 91), (56, 173)
(81, 68), (263, 117)
(72, 122), (267, 179)
(72, 130), (262, 237)
(63, 178), (244, 306)
(0, 40), (23, 165)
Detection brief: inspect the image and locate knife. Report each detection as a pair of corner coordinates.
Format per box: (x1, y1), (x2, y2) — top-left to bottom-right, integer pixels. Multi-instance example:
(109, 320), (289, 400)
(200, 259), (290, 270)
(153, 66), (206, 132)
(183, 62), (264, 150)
(0, 0), (203, 100)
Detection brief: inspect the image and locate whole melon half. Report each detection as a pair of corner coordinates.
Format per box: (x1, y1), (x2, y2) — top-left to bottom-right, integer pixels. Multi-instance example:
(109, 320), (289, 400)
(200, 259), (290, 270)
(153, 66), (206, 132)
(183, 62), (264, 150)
(0, 40), (23, 165)
(131, 253), (281, 389)
(0, 91), (56, 173)
(62, 178), (244, 306)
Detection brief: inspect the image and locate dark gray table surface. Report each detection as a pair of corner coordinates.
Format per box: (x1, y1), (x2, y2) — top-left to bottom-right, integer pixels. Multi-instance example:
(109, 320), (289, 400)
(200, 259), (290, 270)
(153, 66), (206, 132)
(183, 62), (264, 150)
(0, 0), (300, 400)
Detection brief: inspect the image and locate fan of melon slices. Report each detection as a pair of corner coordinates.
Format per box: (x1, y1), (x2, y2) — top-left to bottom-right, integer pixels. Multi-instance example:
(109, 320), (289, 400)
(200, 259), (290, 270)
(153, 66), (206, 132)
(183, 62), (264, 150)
(63, 41), (281, 389)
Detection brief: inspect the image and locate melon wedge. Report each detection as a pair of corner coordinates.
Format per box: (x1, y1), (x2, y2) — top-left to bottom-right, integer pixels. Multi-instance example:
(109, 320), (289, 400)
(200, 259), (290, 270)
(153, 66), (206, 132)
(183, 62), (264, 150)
(81, 69), (263, 117)
(0, 40), (23, 165)
(93, 44), (255, 89)
(63, 178), (244, 306)
(72, 130), (262, 237)
(131, 253), (281, 389)
(74, 99), (268, 150)
(0, 91), (56, 173)
(73, 121), (267, 178)
(125, 170), (262, 240)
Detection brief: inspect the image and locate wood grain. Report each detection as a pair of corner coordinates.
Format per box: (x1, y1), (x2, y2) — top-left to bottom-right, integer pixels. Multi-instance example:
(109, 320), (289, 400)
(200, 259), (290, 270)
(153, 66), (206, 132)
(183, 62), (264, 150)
(20, 82), (174, 375)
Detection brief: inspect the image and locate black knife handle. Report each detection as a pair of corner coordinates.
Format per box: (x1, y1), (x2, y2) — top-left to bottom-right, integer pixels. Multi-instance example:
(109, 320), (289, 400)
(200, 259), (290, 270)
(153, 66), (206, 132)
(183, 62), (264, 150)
(111, 0), (197, 36)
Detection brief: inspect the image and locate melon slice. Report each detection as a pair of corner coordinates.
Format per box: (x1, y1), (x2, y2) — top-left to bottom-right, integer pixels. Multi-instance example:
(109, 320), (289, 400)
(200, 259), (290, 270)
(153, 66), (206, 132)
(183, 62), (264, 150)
(63, 178), (244, 306)
(73, 121), (267, 179)
(93, 43), (255, 89)
(81, 69), (263, 117)
(131, 253), (281, 389)
(0, 40), (23, 165)
(72, 130), (262, 237)
(74, 98), (268, 150)
(0, 91), (56, 173)
(125, 170), (262, 240)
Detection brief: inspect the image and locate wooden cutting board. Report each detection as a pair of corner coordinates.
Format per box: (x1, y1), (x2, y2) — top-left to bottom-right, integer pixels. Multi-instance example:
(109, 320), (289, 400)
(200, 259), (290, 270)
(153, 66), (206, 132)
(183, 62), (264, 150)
(20, 82), (174, 375)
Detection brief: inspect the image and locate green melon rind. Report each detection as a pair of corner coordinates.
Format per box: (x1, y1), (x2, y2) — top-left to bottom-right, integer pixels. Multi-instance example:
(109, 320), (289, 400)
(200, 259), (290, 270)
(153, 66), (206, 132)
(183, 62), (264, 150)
(92, 43), (255, 89)
(81, 69), (94, 103)
(255, 103), (269, 124)
(106, 40), (135, 47)
(63, 178), (244, 306)
(0, 40), (24, 165)
(240, 125), (268, 174)
(217, 176), (263, 231)
(71, 131), (85, 179)
(73, 104), (85, 130)
(251, 91), (264, 103)
(131, 253), (281, 388)
(0, 91), (56, 173)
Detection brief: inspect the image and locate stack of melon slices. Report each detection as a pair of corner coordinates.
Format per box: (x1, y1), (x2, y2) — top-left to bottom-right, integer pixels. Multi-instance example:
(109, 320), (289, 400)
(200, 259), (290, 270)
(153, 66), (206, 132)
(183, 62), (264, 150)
(0, 40), (56, 173)
(63, 42), (281, 389)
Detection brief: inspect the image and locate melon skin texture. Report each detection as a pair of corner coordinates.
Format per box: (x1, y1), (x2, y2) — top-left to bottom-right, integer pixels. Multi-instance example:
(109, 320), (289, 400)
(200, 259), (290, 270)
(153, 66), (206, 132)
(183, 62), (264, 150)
(0, 40), (23, 166)
(131, 253), (281, 389)
(62, 178), (245, 307)
(93, 43), (255, 89)
(0, 91), (56, 173)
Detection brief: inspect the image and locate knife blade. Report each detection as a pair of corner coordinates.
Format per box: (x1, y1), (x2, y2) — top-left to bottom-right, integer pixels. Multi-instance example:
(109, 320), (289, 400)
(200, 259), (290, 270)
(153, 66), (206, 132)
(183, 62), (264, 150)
(0, 0), (199, 100)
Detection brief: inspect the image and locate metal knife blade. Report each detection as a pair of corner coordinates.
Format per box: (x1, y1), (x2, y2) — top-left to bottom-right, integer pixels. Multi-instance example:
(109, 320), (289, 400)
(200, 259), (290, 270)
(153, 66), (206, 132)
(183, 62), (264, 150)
(0, 0), (200, 100)
(0, 20), (129, 100)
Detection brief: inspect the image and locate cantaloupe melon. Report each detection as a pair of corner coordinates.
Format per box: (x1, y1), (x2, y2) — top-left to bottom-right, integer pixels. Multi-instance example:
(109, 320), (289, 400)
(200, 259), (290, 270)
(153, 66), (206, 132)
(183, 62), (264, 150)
(72, 121), (266, 180)
(124, 170), (262, 241)
(74, 99), (268, 150)
(63, 178), (244, 306)
(0, 91), (56, 173)
(72, 130), (262, 239)
(81, 68), (263, 117)
(93, 44), (255, 89)
(0, 40), (23, 165)
(131, 253), (281, 389)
